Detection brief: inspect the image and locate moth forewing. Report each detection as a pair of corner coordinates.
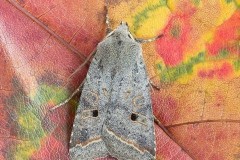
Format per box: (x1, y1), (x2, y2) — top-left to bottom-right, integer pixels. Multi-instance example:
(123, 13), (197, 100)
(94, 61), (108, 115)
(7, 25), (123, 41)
(69, 23), (156, 160)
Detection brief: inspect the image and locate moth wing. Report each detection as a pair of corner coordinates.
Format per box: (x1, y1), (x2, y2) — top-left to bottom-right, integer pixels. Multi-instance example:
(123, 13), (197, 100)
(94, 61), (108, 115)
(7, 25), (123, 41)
(102, 42), (156, 160)
(69, 44), (110, 160)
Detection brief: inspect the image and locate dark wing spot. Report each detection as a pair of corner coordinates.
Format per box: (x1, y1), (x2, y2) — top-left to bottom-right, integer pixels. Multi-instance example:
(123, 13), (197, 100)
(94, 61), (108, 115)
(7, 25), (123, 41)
(137, 135), (147, 147)
(82, 98), (91, 107)
(111, 68), (117, 79)
(82, 92), (98, 107)
(80, 128), (89, 142)
(133, 76), (140, 83)
(92, 110), (98, 117)
(97, 59), (103, 71)
(118, 40), (122, 45)
(131, 113), (138, 121)
(133, 63), (139, 73)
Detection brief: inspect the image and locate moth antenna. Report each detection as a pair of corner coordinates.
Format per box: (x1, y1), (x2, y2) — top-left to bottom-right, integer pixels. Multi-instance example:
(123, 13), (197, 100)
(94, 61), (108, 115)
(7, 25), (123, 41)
(104, 0), (113, 34)
(150, 80), (160, 90)
(136, 34), (163, 43)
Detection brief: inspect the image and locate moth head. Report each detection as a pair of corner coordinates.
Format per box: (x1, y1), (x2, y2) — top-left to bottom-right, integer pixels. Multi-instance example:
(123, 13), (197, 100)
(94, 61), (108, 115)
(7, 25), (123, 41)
(120, 21), (128, 27)
(117, 21), (129, 34)
(107, 21), (135, 40)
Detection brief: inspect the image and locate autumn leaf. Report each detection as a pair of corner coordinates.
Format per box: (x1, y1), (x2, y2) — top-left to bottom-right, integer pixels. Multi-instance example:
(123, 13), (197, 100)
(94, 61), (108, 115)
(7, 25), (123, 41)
(0, 0), (240, 160)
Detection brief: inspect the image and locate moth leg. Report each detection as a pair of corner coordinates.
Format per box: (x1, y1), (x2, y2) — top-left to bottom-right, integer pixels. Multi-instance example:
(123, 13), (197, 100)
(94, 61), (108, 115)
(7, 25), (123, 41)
(50, 79), (86, 111)
(136, 34), (163, 43)
(104, 0), (113, 34)
(150, 81), (160, 90)
(153, 115), (173, 138)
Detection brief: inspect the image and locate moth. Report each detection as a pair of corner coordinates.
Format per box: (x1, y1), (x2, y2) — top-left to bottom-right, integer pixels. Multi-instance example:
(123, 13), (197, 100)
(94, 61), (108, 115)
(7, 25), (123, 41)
(69, 22), (156, 160)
